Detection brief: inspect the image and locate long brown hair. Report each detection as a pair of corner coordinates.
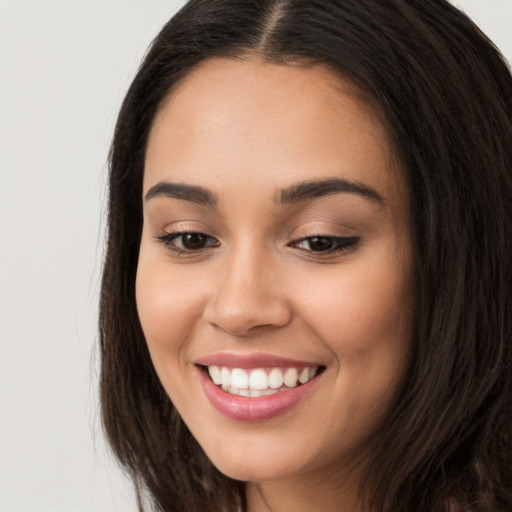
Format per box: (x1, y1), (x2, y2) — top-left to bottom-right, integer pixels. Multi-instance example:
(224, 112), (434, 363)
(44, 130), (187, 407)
(99, 1), (512, 510)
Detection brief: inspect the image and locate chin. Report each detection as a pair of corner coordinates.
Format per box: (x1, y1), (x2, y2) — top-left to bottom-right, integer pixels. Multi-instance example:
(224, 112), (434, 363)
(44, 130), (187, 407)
(197, 429), (326, 483)
(210, 453), (301, 483)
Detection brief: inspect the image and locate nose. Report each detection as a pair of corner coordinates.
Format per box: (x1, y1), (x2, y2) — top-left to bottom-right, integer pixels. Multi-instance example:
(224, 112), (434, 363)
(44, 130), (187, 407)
(202, 246), (292, 337)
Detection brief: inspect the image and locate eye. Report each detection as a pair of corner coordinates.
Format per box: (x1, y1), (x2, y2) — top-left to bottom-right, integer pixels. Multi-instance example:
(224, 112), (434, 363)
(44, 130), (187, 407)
(155, 231), (220, 255)
(290, 235), (359, 254)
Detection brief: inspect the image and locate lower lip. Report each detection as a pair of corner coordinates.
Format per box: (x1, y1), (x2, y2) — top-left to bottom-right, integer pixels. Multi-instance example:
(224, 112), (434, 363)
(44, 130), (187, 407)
(198, 368), (320, 421)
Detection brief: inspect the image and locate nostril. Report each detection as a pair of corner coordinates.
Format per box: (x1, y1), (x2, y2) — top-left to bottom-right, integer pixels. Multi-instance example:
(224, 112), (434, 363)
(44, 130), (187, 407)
(204, 301), (292, 336)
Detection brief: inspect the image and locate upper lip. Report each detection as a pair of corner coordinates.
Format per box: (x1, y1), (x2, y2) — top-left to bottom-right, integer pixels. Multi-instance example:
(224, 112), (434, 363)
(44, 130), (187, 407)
(195, 352), (322, 369)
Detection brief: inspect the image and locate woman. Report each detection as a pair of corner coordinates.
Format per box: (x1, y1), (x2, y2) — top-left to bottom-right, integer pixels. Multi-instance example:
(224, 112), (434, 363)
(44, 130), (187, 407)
(99, 1), (512, 511)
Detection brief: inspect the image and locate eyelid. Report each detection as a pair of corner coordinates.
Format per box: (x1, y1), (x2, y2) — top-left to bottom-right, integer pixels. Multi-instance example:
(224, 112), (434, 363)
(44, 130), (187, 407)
(153, 229), (220, 257)
(152, 224), (360, 259)
(289, 234), (360, 255)
(157, 231), (219, 246)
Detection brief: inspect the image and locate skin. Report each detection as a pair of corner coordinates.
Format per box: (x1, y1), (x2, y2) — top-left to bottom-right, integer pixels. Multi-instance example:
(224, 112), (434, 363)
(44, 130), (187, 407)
(136, 57), (415, 512)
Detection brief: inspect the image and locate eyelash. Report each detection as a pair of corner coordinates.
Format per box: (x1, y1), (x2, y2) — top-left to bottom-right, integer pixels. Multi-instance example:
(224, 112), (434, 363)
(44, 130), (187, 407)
(155, 231), (360, 257)
(290, 235), (360, 254)
(155, 232), (220, 256)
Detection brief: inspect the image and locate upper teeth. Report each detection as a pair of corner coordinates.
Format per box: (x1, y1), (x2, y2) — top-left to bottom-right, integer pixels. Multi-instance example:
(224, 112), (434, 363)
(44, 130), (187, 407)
(207, 366), (318, 396)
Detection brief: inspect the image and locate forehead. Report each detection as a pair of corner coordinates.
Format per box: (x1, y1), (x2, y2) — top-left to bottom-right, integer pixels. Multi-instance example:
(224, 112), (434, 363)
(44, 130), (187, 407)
(144, 57), (403, 206)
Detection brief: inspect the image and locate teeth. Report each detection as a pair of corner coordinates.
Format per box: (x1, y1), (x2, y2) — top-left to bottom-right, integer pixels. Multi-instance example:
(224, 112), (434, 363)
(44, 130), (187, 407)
(283, 368), (299, 387)
(209, 365), (222, 385)
(299, 368), (309, 384)
(268, 368), (283, 389)
(249, 369), (268, 390)
(207, 365), (320, 396)
(250, 388), (279, 397)
(221, 367), (231, 387)
(231, 368), (249, 389)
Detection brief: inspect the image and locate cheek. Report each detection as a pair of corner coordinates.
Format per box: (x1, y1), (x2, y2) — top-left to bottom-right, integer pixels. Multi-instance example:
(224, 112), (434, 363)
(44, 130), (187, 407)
(289, 254), (414, 436)
(135, 250), (206, 370)
(288, 250), (413, 366)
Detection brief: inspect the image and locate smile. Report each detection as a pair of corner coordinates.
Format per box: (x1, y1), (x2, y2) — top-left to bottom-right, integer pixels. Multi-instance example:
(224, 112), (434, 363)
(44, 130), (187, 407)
(207, 366), (319, 397)
(195, 354), (325, 421)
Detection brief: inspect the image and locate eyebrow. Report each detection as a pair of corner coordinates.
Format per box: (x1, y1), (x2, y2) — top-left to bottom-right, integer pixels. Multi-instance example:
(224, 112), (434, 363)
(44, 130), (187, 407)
(145, 182), (217, 206)
(277, 177), (384, 205)
(144, 177), (384, 207)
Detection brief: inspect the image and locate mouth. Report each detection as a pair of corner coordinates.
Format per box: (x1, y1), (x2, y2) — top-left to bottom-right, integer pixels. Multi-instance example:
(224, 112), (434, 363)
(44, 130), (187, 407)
(195, 353), (326, 421)
(203, 365), (322, 397)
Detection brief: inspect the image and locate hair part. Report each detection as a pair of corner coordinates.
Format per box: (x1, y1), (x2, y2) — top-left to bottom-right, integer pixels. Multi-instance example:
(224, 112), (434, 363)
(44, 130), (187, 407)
(100, 1), (512, 510)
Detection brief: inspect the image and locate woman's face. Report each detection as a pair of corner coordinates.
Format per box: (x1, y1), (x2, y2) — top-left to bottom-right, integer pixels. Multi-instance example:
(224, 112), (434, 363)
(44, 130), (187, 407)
(137, 57), (414, 486)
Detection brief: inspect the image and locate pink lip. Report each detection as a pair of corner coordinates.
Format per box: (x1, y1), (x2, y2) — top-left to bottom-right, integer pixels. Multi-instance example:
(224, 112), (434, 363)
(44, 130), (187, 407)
(197, 366), (321, 422)
(195, 352), (318, 369)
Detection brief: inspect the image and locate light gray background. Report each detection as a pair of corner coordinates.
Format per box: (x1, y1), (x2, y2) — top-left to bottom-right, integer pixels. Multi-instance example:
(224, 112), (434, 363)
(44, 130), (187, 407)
(0, 1), (510, 511)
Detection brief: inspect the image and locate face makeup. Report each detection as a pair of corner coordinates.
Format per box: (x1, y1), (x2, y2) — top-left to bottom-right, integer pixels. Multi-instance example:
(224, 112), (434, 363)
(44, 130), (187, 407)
(197, 353), (322, 421)
(136, 57), (414, 496)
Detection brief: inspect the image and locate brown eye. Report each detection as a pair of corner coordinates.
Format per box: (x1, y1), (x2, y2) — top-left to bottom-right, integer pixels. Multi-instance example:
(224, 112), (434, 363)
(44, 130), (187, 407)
(181, 233), (209, 250)
(306, 237), (336, 252)
(155, 231), (220, 255)
(291, 235), (360, 255)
